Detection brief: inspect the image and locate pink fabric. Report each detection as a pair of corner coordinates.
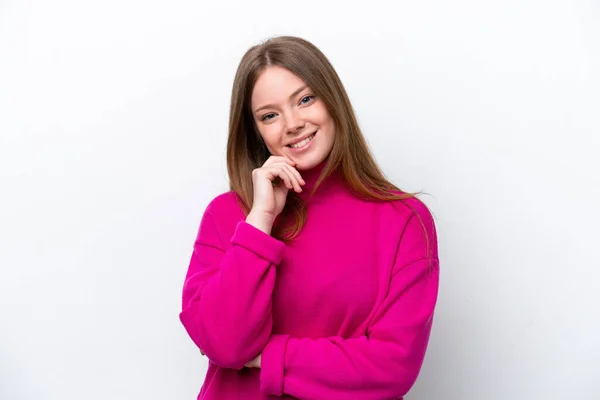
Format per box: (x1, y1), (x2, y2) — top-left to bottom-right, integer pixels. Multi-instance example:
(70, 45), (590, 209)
(179, 168), (439, 399)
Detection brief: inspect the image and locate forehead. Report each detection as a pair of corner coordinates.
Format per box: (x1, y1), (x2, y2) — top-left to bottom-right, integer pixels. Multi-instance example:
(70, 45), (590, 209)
(251, 66), (307, 108)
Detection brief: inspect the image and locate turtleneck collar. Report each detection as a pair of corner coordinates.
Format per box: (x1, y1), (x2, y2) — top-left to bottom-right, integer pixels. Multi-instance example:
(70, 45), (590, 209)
(297, 159), (341, 200)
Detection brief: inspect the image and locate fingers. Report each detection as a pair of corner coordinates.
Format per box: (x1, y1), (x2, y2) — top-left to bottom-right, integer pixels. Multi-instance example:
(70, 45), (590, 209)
(258, 156), (305, 193)
(279, 164), (306, 192)
(285, 163), (306, 187)
(263, 155), (295, 168)
(282, 164), (305, 192)
(267, 164), (301, 192)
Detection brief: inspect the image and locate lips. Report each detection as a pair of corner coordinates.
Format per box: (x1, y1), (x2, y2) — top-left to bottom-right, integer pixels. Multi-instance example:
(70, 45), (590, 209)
(287, 132), (317, 148)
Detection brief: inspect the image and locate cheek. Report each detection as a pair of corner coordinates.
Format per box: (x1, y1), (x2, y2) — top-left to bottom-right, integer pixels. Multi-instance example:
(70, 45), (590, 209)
(260, 126), (283, 153)
(321, 116), (336, 139)
(324, 124), (336, 150)
(314, 105), (334, 131)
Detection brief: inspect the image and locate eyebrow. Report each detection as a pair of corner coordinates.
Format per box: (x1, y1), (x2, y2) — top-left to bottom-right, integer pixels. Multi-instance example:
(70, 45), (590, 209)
(253, 84), (309, 114)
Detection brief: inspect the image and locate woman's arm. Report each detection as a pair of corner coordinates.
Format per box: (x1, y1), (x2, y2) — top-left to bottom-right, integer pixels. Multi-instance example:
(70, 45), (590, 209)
(259, 209), (439, 399)
(179, 201), (286, 370)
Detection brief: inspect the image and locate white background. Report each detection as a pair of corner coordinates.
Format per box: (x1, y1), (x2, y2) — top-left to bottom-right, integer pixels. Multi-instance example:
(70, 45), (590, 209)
(1, 0), (599, 399)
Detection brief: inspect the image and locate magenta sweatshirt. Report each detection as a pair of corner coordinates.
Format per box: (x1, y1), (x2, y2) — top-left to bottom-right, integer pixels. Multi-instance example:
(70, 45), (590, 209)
(179, 165), (439, 400)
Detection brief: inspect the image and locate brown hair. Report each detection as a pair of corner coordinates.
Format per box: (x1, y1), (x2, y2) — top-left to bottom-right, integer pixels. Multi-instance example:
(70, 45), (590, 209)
(227, 36), (422, 242)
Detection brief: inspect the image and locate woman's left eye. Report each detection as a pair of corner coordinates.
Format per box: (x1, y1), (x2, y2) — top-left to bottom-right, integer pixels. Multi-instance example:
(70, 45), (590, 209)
(300, 95), (315, 104)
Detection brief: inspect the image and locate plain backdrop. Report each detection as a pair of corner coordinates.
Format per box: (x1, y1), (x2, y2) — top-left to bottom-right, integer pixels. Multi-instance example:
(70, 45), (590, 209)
(1, 0), (599, 399)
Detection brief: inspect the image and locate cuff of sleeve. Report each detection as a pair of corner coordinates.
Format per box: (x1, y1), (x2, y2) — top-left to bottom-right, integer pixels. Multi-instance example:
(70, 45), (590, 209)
(260, 334), (290, 396)
(231, 221), (286, 265)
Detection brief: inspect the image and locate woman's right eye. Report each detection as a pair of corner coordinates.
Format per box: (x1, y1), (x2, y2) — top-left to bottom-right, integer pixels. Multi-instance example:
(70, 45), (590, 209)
(262, 113), (276, 121)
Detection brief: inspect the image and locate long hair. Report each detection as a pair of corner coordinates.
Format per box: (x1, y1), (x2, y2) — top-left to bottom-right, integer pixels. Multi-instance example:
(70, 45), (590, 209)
(227, 36), (422, 242)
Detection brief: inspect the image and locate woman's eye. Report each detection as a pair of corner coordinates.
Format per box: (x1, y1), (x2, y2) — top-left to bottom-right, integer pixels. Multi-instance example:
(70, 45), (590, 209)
(300, 95), (315, 104)
(261, 113), (276, 121)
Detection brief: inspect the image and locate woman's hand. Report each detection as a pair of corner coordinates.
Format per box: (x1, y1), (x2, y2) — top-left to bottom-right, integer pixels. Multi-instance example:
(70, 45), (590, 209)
(246, 156), (305, 235)
(244, 353), (262, 369)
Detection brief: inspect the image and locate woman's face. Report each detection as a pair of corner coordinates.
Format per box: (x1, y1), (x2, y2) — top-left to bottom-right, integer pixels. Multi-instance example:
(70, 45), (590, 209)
(250, 66), (336, 171)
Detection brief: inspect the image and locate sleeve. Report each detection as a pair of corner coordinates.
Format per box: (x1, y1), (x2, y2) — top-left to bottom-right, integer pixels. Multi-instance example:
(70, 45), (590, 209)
(259, 207), (439, 399)
(179, 205), (286, 370)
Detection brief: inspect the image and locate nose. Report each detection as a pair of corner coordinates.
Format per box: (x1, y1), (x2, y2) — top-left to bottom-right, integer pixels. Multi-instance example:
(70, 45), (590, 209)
(284, 109), (305, 134)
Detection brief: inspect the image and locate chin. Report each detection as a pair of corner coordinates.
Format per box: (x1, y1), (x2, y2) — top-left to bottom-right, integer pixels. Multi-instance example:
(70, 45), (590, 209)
(294, 155), (327, 171)
(295, 163), (316, 171)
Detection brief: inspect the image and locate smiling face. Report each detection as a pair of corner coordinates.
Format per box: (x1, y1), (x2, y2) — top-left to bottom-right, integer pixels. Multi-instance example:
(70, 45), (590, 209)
(250, 66), (336, 171)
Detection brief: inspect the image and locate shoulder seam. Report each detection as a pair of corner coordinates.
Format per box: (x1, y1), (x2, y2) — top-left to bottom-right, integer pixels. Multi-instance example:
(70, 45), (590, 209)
(203, 209), (226, 250)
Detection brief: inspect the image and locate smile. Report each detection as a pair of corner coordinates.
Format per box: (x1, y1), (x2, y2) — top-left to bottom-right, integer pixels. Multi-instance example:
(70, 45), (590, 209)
(288, 132), (316, 149)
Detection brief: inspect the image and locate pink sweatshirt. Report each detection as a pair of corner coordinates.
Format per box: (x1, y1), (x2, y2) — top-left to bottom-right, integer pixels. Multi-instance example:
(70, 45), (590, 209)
(179, 164), (439, 399)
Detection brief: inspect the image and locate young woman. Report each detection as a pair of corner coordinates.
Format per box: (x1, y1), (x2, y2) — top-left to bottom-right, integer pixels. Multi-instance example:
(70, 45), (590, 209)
(179, 36), (439, 400)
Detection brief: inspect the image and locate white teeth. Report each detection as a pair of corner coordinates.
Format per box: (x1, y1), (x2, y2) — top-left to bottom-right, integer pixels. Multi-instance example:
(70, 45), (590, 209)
(290, 133), (315, 149)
